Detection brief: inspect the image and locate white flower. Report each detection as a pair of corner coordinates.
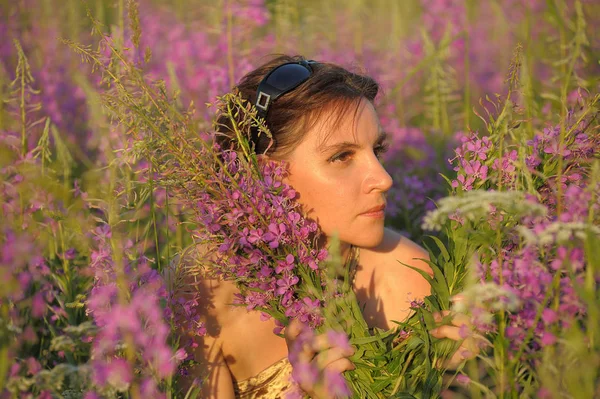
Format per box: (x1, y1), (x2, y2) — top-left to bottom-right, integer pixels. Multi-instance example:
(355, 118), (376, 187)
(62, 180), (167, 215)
(516, 221), (600, 246)
(422, 190), (547, 231)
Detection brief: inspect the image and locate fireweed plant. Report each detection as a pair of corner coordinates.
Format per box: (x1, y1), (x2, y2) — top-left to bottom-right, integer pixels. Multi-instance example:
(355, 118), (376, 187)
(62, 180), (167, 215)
(422, 45), (600, 397)
(1, 1), (598, 398)
(0, 44), (96, 398)
(0, 40), (186, 399)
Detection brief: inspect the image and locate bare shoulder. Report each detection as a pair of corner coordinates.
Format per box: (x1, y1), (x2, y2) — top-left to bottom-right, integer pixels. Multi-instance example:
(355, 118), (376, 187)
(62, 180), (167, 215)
(359, 228), (433, 300)
(362, 228), (432, 275)
(166, 243), (240, 332)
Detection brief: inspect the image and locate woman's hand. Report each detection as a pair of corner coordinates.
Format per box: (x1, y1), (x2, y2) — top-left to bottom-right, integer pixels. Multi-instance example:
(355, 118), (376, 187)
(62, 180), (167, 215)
(284, 319), (355, 399)
(429, 308), (484, 370)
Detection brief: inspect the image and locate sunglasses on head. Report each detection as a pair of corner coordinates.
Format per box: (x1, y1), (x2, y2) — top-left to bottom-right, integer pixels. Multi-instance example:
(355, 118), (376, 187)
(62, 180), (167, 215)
(250, 59), (318, 153)
(255, 59), (318, 119)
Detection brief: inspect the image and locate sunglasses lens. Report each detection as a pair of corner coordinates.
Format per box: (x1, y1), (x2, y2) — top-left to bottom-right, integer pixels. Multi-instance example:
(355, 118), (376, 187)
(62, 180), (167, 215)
(266, 63), (312, 91)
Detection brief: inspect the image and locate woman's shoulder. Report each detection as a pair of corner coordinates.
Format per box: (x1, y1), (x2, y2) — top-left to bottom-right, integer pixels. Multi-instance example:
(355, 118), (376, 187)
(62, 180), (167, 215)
(166, 244), (241, 325)
(354, 228), (433, 327)
(359, 228), (433, 292)
(362, 228), (431, 270)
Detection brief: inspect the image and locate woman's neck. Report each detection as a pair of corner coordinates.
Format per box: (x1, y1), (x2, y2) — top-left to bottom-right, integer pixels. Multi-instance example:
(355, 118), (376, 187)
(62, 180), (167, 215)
(339, 242), (352, 263)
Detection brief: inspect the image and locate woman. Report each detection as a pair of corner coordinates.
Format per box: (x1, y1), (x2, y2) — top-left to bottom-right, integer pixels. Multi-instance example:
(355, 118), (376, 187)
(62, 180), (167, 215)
(179, 55), (475, 398)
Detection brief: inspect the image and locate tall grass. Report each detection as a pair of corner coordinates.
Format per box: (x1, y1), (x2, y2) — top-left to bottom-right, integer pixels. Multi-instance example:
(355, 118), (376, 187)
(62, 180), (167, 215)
(0, 0), (598, 397)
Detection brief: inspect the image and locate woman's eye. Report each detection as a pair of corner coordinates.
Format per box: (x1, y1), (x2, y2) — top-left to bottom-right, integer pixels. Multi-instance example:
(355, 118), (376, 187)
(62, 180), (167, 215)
(374, 142), (390, 158)
(329, 151), (353, 163)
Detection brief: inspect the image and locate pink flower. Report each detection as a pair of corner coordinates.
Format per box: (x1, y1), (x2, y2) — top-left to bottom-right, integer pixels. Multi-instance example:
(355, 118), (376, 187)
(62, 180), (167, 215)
(456, 374), (471, 386)
(276, 275), (299, 295)
(31, 292), (47, 318)
(26, 357), (41, 375)
(540, 332), (557, 347)
(175, 348), (187, 362)
(541, 309), (558, 325)
(326, 330), (353, 353)
(324, 368), (351, 398)
(275, 254), (295, 273)
(263, 223), (287, 249)
(291, 362), (319, 388)
(107, 358), (133, 388)
(537, 387), (553, 399)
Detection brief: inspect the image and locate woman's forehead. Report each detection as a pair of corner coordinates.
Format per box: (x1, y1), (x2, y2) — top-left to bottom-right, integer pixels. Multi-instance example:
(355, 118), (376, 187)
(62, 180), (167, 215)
(312, 99), (380, 148)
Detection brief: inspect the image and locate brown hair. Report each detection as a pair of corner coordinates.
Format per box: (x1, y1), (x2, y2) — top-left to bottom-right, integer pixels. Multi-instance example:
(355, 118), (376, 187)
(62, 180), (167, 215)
(215, 55), (379, 158)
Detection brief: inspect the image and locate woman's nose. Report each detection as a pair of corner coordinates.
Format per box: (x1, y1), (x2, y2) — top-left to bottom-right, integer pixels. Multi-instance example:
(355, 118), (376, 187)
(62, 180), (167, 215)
(364, 158), (393, 193)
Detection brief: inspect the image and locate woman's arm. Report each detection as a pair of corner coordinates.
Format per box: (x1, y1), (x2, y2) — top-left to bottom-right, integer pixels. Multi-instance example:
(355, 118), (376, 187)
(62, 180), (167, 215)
(168, 248), (237, 398)
(177, 334), (236, 399)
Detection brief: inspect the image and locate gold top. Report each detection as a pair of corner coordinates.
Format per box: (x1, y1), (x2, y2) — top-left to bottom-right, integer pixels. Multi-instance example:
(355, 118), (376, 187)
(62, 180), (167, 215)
(233, 357), (294, 399)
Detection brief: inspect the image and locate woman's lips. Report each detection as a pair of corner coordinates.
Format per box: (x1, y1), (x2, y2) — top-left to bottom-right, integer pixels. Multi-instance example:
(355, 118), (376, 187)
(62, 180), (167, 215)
(359, 204), (386, 218)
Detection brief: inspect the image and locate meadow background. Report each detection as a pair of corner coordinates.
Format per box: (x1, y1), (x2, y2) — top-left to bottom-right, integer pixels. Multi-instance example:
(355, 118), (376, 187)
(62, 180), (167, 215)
(0, 0), (599, 398)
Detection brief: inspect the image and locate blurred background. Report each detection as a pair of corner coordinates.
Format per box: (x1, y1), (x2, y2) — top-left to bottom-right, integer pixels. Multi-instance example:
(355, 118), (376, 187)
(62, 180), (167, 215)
(1, 0), (599, 235)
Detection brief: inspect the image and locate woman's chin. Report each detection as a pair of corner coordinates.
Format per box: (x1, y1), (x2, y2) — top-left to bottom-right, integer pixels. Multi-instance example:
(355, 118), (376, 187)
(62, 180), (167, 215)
(344, 227), (385, 249)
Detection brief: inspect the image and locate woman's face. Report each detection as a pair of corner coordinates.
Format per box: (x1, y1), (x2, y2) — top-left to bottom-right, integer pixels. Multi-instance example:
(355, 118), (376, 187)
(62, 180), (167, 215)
(283, 98), (393, 248)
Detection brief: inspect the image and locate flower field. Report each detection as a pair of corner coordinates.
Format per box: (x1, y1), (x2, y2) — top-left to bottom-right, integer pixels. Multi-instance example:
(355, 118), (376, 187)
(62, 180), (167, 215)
(0, 0), (599, 398)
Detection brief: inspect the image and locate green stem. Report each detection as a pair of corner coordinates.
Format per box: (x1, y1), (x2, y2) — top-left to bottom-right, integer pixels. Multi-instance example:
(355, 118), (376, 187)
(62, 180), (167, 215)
(496, 231), (508, 397)
(19, 55), (27, 157)
(226, 0), (235, 87)
(390, 350), (415, 395)
(0, 304), (9, 394)
(108, 152), (141, 399)
(463, 2), (473, 131)
(149, 161), (161, 272)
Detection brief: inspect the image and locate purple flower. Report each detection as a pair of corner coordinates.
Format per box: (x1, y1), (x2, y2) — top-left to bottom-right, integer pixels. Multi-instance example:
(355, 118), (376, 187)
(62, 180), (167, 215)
(456, 374), (471, 386)
(247, 228), (264, 244)
(263, 223), (287, 249)
(26, 357), (41, 375)
(291, 361), (319, 388)
(275, 254), (295, 273)
(139, 377), (165, 399)
(541, 309), (558, 325)
(259, 265), (274, 277)
(326, 330), (353, 354)
(324, 368), (351, 398)
(540, 332), (557, 347)
(31, 292), (46, 318)
(244, 291), (269, 310)
(276, 275), (300, 295)
(94, 224), (112, 241)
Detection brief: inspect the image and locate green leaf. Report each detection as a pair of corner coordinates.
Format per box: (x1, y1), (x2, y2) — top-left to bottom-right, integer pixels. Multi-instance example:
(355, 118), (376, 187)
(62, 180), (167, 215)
(391, 392), (418, 399)
(421, 368), (443, 399)
(426, 235), (450, 263)
(371, 376), (393, 393)
(404, 260), (451, 305)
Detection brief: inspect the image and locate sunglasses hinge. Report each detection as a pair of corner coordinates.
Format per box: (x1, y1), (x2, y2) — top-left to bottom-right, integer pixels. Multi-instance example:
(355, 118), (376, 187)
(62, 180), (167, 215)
(256, 91), (271, 111)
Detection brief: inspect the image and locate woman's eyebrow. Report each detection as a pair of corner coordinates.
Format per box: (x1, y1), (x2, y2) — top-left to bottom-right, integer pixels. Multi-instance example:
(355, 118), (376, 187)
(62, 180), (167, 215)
(319, 141), (361, 154)
(319, 131), (388, 154)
